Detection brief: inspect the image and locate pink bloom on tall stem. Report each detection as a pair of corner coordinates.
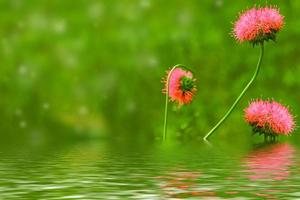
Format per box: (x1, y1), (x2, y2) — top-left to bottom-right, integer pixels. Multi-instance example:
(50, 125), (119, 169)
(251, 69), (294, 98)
(162, 65), (196, 140)
(233, 6), (284, 44)
(203, 5), (285, 141)
(244, 99), (295, 137)
(163, 68), (196, 105)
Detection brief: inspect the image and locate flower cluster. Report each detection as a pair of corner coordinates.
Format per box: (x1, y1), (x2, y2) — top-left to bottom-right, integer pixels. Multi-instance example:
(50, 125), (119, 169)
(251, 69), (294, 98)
(244, 99), (295, 136)
(233, 6), (284, 45)
(162, 5), (296, 141)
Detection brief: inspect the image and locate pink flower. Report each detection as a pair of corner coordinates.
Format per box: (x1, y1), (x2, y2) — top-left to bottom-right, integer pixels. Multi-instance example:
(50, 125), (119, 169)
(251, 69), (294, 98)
(162, 67), (196, 105)
(233, 6), (284, 44)
(244, 99), (295, 136)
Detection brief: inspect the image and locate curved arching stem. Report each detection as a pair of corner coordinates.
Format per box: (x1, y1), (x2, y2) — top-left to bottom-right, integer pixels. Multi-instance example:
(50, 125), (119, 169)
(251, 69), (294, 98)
(163, 64), (188, 141)
(203, 42), (265, 141)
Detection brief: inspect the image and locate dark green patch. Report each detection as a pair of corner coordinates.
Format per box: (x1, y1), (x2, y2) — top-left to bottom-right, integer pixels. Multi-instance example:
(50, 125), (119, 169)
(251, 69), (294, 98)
(180, 76), (195, 92)
(251, 29), (278, 46)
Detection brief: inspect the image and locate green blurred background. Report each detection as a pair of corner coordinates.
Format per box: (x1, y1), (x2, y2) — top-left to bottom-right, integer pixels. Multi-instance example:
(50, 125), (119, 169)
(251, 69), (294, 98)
(0, 0), (299, 144)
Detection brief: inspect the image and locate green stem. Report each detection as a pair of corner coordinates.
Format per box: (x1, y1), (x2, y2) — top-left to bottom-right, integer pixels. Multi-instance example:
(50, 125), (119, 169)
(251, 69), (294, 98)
(203, 43), (265, 141)
(163, 64), (186, 141)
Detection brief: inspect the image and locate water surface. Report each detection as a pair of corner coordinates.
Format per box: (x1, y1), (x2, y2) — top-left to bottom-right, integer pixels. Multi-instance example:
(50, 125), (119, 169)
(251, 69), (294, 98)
(0, 140), (300, 199)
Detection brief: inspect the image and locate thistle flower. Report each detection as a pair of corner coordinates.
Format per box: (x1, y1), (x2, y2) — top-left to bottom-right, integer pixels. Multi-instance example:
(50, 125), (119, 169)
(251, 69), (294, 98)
(163, 67), (196, 105)
(162, 65), (196, 140)
(233, 6), (284, 45)
(244, 99), (295, 137)
(204, 5), (285, 141)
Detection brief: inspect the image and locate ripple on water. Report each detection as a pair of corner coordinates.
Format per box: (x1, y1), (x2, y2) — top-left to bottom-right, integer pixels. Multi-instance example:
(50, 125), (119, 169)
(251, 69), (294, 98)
(0, 142), (300, 199)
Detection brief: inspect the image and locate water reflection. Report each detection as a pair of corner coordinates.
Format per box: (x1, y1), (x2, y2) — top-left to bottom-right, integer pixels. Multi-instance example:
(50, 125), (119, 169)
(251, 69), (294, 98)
(0, 141), (300, 199)
(156, 168), (217, 199)
(243, 143), (295, 181)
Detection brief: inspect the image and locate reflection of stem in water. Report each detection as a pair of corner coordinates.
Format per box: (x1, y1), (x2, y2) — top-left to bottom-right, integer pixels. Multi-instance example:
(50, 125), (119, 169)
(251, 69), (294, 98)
(264, 134), (277, 142)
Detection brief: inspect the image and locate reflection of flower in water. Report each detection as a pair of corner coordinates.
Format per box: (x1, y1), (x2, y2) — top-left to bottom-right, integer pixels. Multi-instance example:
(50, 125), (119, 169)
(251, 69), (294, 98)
(155, 169), (216, 198)
(243, 143), (295, 181)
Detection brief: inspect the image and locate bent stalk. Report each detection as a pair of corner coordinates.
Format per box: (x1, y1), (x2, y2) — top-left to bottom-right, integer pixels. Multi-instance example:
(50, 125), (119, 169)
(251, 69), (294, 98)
(163, 64), (186, 141)
(203, 43), (265, 141)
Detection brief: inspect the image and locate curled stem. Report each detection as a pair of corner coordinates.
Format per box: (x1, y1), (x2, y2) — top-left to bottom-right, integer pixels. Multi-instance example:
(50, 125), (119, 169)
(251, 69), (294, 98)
(163, 64), (188, 141)
(203, 43), (265, 141)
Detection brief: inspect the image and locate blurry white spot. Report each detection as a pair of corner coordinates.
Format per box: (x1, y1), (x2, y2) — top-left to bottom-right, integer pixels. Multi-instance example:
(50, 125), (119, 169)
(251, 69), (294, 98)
(1, 39), (13, 55)
(178, 11), (192, 26)
(56, 47), (78, 68)
(147, 56), (158, 68)
(15, 109), (22, 116)
(74, 126), (83, 133)
(100, 73), (117, 92)
(78, 106), (88, 115)
(18, 65), (28, 75)
(66, 56), (77, 68)
(73, 40), (84, 51)
(215, 0), (223, 7)
(17, 21), (25, 29)
(10, 0), (22, 8)
(60, 195), (86, 199)
(53, 19), (66, 34)
(127, 101), (136, 112)
(43, 103), (50, 110)
(30, 131), (43, 145)
(30, 70), (37, 79)
(138, 54), (158, 68)
(140, 0), (151, 9)
(88, 3), (103, 19)
(19, 121), (27, 128)
(28, 13), (48, 30)
(41, 185), (69, 190)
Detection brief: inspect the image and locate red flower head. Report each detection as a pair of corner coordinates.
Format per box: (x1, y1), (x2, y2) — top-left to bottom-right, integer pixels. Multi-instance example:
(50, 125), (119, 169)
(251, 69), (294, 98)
(163, 67), (196, 105)
(244, 99), (295, 136)
(233, 6), (284, 45)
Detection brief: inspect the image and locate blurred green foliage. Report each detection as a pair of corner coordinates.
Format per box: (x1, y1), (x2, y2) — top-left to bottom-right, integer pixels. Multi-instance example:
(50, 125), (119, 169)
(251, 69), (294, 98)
(0, 0), (299, 143)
